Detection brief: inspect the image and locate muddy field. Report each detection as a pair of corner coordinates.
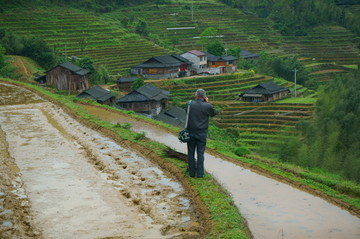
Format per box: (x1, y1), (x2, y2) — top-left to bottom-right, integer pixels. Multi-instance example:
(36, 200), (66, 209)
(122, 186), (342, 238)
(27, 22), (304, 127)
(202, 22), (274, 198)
(0, 82), (201, 238)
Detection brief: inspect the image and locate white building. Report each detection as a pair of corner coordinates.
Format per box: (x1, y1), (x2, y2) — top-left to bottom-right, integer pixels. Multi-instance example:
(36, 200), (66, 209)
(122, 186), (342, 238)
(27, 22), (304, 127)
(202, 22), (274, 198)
(180, 50), (208, 74)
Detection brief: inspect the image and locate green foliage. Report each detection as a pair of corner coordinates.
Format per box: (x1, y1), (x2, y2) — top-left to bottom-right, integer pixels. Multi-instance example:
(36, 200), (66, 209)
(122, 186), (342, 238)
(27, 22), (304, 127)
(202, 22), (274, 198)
(233, 146), (251, 157)
(228, 45), (241, 59)
(197, 27), (218, 47)
(135, 18), (148, 36)
(131, 77), (144, 90)
(277, 71), (360, 182)
(220, 0), (360, 36)
(114, 122), (132, 129)
(250, 51), (313, 87)
(207, 40), (225, 56)
(0, 44), (6, 70)
(0, 30), (57, 69)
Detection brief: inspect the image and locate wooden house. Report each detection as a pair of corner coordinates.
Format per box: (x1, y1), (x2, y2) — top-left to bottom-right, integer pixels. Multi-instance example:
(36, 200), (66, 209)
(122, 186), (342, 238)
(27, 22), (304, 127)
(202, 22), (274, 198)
(239, 81), (290, 102)
(131, 55), (192, 79)
(77, 85), (116, 105)
(206, 53), (238, 74)
(46, 62), (90, 91)
(116, 84), (169, 117)
(116, 77), (137, 91)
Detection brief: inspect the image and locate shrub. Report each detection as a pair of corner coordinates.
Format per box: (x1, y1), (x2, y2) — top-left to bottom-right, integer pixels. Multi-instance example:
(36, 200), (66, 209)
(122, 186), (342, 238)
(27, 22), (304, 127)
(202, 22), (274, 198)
(233, 146), (251, 156)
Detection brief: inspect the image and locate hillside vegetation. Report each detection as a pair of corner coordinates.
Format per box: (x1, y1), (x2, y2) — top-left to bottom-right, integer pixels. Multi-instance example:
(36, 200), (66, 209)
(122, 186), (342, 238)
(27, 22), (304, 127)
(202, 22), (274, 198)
(0, 7), (171, 76)
(1, 0), (359, 80)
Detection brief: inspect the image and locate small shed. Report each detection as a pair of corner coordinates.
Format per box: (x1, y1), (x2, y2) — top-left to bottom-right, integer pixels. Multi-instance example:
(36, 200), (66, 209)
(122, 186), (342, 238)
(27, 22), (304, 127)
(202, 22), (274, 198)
(116, 77), (137, 91)
(116, 84), (169, 117)
(46, 62), (90, 91)
(239, 81), (290, 102)
(240, 50), (260, 60)
(77, 85), (116, 105)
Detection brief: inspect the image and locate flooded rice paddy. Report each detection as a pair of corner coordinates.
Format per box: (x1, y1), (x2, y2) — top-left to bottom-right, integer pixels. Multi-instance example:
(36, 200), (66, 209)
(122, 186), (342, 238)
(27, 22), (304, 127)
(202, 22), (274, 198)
(0, 82), (199, 238)
(81, 103), (360, 239)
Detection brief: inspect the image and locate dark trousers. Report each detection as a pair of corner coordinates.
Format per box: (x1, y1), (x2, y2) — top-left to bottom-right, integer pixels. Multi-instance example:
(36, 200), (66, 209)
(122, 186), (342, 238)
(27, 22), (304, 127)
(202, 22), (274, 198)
(187, 131), (207, 177)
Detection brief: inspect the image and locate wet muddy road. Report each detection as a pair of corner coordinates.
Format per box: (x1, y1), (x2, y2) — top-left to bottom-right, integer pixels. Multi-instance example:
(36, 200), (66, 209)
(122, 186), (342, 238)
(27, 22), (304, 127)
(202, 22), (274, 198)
(0, 82), (199, 238)
(82, 104), (360, 239)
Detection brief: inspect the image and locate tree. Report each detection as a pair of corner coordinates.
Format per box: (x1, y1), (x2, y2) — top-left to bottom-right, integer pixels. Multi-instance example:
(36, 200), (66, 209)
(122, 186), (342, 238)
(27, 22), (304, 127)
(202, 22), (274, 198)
(207, 40), (225, 56)
(196, 27), (218, 48)
(0, 45), (6, 70)
(135, 18), (148, 36)
(131, 77), (144, 90)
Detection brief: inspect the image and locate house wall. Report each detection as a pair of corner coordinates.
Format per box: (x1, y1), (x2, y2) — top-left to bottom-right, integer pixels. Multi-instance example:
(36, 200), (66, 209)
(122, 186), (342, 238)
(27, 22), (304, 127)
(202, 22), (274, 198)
(117, 82), (133, 91)
(46, 66), (89, 91)
(131, 67), (180, 79)
(118, 99), (168, 117)
(181, 52), (207, 73)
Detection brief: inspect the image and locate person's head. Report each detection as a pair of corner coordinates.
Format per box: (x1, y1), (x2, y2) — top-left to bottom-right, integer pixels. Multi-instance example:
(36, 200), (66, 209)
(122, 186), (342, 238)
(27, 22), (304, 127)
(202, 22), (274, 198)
(195, 89), (206, 99)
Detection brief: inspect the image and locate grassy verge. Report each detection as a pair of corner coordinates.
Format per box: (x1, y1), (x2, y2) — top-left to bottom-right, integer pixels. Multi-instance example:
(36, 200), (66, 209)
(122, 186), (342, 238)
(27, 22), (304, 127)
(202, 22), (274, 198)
(1, 78), (252, 239)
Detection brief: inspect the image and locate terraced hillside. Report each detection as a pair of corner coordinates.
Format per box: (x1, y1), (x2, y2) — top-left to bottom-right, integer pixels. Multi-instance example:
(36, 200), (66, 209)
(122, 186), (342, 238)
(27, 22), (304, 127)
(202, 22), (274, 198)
(107, 0), (278, 53)
(154, 73), (312, 102)
(0, 7), (171, 76)
(107, 0), (359, 81)
(214, 102), (314, 152)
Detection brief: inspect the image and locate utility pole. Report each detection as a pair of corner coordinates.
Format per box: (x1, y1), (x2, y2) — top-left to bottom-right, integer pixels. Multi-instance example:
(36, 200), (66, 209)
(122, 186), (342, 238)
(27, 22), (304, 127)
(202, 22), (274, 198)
(293, 68), (298, 97)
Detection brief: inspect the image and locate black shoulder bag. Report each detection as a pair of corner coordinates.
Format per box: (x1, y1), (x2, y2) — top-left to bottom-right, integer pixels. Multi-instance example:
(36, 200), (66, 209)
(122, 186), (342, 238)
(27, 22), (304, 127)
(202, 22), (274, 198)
(178, 100), (192, 143)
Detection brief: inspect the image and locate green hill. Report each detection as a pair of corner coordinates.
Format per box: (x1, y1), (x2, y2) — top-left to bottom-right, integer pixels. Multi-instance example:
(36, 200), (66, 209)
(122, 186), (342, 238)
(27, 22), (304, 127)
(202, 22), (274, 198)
(1, 0), (359, 81)
(0, 7), (172, 76)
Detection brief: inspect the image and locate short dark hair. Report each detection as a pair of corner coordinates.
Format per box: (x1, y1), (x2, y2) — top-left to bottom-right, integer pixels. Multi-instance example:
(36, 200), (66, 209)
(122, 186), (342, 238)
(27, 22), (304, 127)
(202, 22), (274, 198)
(195, 89), (206, 97)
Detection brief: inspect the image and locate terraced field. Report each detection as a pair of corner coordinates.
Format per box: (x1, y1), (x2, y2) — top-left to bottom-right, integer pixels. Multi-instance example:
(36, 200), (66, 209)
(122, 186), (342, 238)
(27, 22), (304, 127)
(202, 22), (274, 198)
(154, 73), (312, 102)
(107, 0), (278, 53)
(0, 8), (171, 76)
(108, 1), (359, 82)
(214, 102), (314, 152)
(282, 26), (360, 82)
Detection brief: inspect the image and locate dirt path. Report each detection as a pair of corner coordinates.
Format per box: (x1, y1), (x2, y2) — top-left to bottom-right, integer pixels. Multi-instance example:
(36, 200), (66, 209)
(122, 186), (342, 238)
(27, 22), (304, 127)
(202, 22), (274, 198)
(80, 104), (360, 239)
(0, 83), (200, 238)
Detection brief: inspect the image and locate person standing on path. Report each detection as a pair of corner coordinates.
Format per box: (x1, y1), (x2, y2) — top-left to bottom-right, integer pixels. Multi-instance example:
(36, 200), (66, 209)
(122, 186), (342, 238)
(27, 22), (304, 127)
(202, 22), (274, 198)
(186, 89), (216, 178)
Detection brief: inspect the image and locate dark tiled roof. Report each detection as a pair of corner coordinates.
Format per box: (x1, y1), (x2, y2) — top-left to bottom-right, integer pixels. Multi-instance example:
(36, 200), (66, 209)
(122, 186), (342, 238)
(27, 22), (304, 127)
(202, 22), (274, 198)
(117, 84), (169, 103)
(116, 77), (138, 83)
(134, 55), (183, 68)
(243, 81), (289, 95)
(240, 50), (260, 59)
(155, 106), (186, 127)
(171, 54), (193, 65)
(59, 62), (90, 76)
(77, 85), (115, 102)
(206, 52), (237, 62)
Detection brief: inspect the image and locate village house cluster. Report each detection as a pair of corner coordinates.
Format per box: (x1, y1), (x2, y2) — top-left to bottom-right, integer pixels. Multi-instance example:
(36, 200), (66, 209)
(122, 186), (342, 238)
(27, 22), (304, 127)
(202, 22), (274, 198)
(42, 49), (289, 125)
(131, 50), (238, 79)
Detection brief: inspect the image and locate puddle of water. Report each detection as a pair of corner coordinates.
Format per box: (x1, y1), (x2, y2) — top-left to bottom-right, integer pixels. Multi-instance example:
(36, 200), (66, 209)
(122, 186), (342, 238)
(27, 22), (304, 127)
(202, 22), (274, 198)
(0, 82), (44, 105)
(80, 103), (360, 239)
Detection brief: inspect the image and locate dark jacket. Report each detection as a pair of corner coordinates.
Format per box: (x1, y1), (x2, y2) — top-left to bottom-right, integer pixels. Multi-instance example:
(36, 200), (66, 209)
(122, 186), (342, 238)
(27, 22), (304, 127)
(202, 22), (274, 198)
(186, 99), (216, 132)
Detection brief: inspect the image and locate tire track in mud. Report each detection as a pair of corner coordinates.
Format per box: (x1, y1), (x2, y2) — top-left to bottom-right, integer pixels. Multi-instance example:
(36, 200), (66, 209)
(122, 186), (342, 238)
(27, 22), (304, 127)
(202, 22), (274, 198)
(0, 83), (201, 238)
